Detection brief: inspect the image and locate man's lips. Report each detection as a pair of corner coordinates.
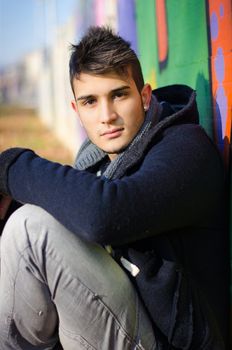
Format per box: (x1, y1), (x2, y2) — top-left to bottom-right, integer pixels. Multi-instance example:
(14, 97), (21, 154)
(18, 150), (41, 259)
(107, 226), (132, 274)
(101, 128), (124, 138)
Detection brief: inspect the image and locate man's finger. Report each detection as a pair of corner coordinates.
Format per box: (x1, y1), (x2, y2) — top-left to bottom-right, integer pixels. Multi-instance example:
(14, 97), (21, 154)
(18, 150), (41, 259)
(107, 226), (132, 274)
(0, 196), (12, 220)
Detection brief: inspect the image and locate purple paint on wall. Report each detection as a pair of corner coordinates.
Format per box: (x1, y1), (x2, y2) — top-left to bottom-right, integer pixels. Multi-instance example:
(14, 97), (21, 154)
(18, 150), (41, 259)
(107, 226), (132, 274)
(215, 47), (225, 83)
(216, 85), (227, 137)
(219, 3), (224, 17)
(117, 0), (138, 54)
(210, 12), (219, 40)
(214, 45), (227, 139)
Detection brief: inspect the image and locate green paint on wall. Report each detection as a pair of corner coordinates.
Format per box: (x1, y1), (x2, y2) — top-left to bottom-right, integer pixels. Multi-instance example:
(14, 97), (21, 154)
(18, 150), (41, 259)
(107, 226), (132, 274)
(135, 0), (157, 87)
(136, 0), (213, 136)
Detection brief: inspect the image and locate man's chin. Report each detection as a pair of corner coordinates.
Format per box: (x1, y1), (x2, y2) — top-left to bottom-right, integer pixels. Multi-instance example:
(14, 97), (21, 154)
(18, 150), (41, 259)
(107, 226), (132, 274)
(105, 145), (128, 157)
(93, 140), (130, 160)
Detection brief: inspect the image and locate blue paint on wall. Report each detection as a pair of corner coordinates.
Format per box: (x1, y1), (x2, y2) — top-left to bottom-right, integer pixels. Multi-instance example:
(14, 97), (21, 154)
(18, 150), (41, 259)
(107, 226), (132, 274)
(117, 0), (138, 54)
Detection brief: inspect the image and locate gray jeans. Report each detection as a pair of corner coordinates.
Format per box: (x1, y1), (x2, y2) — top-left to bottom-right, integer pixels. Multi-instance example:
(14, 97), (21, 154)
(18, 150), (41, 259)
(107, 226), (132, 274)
(0, 204), (156, 350)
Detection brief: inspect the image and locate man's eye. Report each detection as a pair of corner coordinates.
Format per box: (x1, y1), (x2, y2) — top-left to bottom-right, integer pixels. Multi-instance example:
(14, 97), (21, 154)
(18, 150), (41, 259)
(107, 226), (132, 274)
(113, 91), (127, 99)
(83, 98), (96, 106)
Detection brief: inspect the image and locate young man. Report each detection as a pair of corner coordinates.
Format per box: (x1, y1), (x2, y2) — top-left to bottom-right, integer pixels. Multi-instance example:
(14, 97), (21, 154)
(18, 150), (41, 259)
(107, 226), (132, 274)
(0, 27), (229, 349)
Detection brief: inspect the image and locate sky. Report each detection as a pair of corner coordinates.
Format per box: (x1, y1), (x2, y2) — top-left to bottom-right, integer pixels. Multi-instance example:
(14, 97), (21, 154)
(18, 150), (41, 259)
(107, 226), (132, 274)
(0, 0), (77, 68)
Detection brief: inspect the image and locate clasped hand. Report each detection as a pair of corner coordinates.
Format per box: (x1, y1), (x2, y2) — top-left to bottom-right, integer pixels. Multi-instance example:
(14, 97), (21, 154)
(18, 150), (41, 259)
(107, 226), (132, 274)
(0, 195), (12, 220)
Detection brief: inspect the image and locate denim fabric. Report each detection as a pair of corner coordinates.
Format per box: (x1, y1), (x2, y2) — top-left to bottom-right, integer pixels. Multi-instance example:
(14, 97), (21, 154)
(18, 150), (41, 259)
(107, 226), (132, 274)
(0, 204), (156, 350)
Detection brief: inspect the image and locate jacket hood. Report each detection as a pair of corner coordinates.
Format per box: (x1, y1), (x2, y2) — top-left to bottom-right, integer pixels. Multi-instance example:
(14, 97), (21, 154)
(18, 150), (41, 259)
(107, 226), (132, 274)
(75, 84), (199, 174)
(153, 84), (199, 125)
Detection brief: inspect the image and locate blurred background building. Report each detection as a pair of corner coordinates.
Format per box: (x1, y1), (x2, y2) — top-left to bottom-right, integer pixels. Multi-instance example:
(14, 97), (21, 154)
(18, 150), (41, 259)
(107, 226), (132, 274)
(1, 0), (231, 158)
(0, 0), (232, 312)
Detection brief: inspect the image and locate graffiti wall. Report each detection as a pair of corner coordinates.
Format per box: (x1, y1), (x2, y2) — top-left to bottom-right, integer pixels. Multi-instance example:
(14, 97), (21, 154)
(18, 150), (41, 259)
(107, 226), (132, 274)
(135, 0), (232, 149)
(132, 0), (232, 330)
(133, 0), (232, 321)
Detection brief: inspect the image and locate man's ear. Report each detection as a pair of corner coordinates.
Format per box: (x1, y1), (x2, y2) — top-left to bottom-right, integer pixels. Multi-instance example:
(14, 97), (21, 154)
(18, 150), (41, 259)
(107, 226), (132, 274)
(71, 100), (83, 127)
(71, 100), (78, 114)
(141, 83), (152, 111)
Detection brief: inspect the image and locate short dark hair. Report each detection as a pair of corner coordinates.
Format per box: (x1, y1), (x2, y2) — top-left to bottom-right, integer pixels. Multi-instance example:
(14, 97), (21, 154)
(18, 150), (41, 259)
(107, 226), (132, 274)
(69, 26), (144, 95)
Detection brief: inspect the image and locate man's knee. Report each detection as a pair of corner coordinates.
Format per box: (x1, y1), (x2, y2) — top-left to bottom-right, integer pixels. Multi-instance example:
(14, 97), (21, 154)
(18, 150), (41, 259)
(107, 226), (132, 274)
(1, 204), (59, 262)
(0, 205), (59, 348)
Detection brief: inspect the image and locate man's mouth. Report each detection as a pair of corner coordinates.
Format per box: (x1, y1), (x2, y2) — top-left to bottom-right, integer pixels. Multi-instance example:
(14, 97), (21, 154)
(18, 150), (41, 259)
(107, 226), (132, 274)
(101, 128), (124, 138)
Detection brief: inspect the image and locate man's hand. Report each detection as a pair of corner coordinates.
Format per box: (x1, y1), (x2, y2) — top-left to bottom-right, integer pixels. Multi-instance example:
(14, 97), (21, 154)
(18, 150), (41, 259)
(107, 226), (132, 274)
(0, 195), (12, 220)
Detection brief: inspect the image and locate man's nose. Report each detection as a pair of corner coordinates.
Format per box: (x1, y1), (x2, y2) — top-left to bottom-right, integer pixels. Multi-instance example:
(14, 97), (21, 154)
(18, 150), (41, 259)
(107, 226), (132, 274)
(99, 101), (118, 123)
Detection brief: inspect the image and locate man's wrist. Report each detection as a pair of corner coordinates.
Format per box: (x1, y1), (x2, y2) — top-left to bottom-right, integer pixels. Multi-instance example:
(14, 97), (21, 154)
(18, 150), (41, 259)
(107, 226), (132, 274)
(0, 148), (31, 195)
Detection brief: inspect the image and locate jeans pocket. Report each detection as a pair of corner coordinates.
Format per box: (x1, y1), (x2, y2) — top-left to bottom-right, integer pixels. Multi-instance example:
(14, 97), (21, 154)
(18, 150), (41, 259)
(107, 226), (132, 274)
(59, 326), (97, 350)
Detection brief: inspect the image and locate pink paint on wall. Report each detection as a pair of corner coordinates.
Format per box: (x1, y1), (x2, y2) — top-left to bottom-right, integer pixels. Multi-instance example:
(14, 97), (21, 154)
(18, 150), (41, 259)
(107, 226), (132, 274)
(95, 0), (106, 26)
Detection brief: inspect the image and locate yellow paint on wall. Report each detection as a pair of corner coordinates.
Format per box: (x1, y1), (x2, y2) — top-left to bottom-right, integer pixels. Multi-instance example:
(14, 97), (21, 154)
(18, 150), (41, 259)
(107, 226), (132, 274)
(146, 69), (157, 89)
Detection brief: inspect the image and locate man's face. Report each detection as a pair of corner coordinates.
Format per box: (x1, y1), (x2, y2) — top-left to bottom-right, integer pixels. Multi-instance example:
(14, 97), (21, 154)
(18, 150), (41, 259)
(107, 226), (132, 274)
(71, 69), (151, 160)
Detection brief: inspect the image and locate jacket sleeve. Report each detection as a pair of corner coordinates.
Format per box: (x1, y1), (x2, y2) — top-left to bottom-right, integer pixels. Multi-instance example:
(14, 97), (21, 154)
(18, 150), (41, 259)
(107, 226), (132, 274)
(5, 124), (224, 245)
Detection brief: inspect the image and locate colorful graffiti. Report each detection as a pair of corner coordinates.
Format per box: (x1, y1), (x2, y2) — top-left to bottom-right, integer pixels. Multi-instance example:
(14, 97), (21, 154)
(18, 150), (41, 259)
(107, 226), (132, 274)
(118, 0), (232, 332)
(134, 0), (232, 157)
(133, 0), (232, 332)
(136, 0), (212, 133)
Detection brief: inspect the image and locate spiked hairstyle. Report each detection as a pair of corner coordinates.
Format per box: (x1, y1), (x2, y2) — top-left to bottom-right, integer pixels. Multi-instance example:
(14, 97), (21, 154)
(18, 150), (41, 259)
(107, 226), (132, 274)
(69, 26), (144, 96)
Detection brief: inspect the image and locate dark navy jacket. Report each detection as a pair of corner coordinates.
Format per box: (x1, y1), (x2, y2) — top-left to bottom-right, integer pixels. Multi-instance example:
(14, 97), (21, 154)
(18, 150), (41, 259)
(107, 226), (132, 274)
(3, 85), (230, 349)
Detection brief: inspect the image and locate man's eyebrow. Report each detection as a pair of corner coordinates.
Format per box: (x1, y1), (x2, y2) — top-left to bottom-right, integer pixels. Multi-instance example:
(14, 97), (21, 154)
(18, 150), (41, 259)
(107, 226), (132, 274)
(111, 86), (130, 94)
(76, 94), (94, 102)
(76, 86), (131, 101)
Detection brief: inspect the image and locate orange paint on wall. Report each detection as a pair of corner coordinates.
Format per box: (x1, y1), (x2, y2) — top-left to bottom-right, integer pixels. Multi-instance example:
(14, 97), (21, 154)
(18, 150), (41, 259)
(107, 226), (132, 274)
(208, 0), (232, 158)
(155, 0), (168, 65)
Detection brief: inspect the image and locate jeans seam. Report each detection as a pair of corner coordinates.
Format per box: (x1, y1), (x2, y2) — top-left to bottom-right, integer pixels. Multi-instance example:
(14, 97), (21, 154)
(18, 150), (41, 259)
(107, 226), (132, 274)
(133, 292), (140, 346)
(1, 254), (22, 341)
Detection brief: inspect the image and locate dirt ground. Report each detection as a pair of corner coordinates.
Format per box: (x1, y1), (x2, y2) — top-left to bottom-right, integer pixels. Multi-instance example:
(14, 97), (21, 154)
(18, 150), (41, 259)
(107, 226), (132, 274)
(0, 106), (74, 165)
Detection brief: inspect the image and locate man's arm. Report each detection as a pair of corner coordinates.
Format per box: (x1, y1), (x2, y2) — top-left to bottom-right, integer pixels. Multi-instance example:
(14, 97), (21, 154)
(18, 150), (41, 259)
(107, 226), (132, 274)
(0, 124), (224, 245)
